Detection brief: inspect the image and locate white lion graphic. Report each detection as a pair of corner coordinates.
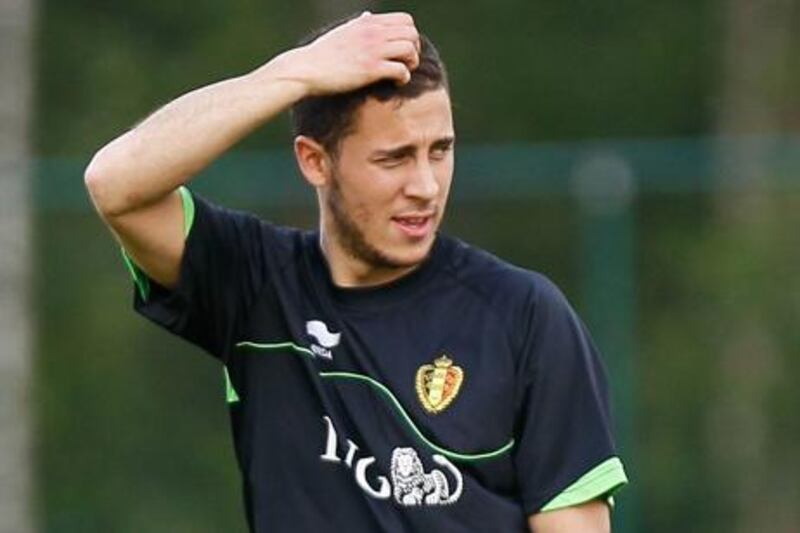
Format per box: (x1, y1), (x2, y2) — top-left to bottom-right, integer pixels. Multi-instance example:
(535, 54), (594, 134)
(390, 447), (462, 506)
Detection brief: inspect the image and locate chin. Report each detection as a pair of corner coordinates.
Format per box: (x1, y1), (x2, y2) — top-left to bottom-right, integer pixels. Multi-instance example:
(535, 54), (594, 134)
(380, 239), (436, 268)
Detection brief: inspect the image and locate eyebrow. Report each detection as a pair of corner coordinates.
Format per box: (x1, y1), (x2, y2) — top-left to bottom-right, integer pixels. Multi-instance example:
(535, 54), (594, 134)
(371, 136), (455, 159)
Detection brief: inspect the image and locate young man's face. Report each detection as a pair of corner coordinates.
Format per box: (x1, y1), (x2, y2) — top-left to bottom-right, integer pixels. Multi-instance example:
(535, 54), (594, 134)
(324, 87), (455, 271)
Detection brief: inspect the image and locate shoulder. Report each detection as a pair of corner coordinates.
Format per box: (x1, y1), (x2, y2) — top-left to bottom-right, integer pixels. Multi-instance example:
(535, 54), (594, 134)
(188, 190), (308, 269)
(435, 235), (578, 363)
(434, 235), (576, 354)
(436, 234), (567, 314)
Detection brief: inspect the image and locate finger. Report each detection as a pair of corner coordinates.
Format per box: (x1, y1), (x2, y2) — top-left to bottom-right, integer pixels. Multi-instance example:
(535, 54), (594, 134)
(376, 60), (412, 85)
(377, 15), (420, 52)
(380, 40), (419, 70)
(373, 12), (415, 27)
(382, 24), (419, 45)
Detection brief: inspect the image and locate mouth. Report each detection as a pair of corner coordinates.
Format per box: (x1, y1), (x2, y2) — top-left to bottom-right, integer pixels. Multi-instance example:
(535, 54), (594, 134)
(391, 212), (435, 239)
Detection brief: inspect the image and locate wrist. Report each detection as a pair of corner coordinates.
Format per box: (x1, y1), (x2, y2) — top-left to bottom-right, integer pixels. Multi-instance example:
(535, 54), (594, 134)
(250, 48), (314, 103)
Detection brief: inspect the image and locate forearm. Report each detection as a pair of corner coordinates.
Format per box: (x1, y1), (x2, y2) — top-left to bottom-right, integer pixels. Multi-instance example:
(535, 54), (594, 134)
(85, 50), (307, 217)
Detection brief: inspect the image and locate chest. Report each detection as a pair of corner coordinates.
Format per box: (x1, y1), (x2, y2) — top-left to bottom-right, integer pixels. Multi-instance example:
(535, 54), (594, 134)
(241, 278), (519, 442)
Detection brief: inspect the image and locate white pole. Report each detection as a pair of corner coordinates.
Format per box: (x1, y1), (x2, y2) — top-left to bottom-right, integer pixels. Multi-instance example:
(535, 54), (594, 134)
(712, 1), (794, 531)
(0, 0), (36, 531)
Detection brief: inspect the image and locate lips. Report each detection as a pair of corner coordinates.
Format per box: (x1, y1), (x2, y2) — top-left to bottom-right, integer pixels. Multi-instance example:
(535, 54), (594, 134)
(392, 213), (435, 239)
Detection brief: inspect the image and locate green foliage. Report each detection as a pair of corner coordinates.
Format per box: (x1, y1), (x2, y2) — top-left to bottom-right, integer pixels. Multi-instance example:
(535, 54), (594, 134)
(36, 213), (248, 532)
(37, 0), (308, 156)
(37, 0), (723, 157)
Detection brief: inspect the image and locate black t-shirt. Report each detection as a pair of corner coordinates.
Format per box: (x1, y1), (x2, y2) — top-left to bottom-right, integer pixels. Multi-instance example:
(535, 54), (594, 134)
(128, 190), (627, 532)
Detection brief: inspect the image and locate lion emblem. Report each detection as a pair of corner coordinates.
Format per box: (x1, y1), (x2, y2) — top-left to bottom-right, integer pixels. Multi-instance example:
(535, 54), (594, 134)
(390, 447), (462, 506)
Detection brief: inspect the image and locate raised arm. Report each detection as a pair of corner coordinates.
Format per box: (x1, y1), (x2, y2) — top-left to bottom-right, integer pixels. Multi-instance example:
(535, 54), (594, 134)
(84, 11), (420, 288)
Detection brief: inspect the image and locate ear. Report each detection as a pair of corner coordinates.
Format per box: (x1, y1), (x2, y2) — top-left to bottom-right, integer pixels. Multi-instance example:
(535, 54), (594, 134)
(294, 135), (332, 187)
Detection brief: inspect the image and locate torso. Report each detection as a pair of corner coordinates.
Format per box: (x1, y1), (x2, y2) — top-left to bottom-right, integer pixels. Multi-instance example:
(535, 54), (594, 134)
(226, 231), (532, 532)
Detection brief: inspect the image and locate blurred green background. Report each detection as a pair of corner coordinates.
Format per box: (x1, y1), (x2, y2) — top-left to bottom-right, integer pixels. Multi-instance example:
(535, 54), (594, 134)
(20, 0), (800, 531)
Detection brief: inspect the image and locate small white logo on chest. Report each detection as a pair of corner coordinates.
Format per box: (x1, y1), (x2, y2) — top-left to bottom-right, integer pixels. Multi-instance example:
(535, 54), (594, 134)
(306, 320), (340, 360)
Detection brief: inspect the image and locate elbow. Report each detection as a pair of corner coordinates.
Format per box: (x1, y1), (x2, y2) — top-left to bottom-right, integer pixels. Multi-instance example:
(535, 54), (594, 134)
(84, 147), (130, 218)
(83, 152), (104, 200)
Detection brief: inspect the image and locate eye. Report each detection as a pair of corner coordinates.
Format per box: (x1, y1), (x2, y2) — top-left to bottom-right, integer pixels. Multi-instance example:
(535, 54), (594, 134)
(375, 155), (406, 168)
(430, 143), (453, 160)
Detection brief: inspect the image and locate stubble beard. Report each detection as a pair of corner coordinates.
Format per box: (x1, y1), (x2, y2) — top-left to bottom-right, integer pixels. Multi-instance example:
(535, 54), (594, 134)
(326, 171), (423, 271)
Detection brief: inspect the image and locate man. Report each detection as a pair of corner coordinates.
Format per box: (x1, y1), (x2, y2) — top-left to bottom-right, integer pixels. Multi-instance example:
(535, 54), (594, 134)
(85, 11), (627, 532)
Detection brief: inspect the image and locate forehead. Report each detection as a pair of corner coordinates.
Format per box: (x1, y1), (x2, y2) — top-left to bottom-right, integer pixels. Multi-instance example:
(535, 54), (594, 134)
(343, 88), (454, 150)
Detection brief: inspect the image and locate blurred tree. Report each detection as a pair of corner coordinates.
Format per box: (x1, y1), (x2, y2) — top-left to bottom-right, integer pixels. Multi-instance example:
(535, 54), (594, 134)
(710, 0), (800, 531)
(0, 0), (36, 532)
(37, 0), (724, 156)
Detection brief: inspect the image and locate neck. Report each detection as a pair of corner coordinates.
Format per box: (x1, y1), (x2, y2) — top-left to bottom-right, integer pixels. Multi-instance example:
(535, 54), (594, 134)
(318, 229), (419, 288)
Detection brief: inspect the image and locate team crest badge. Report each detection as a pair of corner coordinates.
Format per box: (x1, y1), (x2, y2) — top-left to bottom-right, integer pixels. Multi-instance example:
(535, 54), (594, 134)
(415, 355), (464, 414)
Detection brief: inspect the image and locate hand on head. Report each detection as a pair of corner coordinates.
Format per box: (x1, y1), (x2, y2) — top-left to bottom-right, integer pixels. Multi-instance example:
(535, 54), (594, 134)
(292, 11), (422, 96)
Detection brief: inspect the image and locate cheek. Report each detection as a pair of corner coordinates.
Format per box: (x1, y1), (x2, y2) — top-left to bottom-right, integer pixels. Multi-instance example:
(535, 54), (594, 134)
(439, 171), (453, 189)
(350, 202), (372, 225)
(334, 163), (404, 225)
(352, 180), (401, 220)
(436, 167), (454, 198)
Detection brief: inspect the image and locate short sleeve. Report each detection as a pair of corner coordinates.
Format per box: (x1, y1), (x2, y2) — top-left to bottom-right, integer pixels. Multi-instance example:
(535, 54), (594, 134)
(124, 189), (274, 361)
(513, 276), (628, 515)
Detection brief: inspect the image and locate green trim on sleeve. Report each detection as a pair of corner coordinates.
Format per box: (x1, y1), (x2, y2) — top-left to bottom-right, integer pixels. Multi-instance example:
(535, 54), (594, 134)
(224, 367), (240, 404)
(178, 186), (195, 237)
(540, 457), (628, 512)
(121, 248), (151, 302)
(119, 187), (195, 302)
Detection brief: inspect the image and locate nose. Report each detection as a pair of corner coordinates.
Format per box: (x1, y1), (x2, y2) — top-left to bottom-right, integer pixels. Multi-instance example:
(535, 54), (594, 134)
(404, 159), (440, 201)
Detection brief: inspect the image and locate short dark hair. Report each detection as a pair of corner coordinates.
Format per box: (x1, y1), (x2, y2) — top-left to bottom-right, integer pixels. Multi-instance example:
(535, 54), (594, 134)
(290, 17), (449, 157)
